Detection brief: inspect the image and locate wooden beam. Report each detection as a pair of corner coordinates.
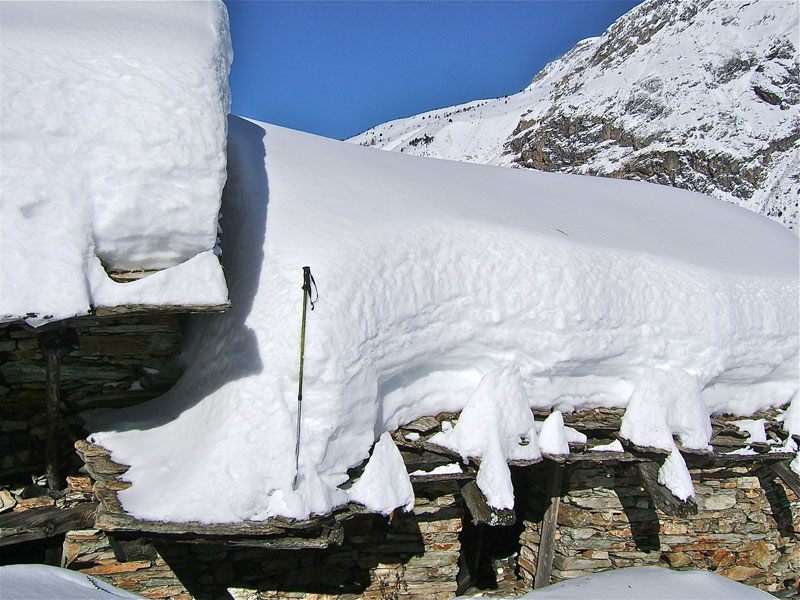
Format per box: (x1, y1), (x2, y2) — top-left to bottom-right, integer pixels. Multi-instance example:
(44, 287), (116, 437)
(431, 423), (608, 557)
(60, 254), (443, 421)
(38, 328), (78, 492)
(0, 503), (97, 546)
(460, 480), (515, 527)
(635, 461), (697, 517)
(534, 462), (563, 589)
(94, 302), (230, 317)
(769, 460), (800, 497)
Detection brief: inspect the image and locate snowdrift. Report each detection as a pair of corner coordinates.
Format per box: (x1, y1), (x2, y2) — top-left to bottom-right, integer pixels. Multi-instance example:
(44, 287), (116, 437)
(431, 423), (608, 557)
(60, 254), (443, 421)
(0, 1), (231, 325)
(87, 118), (799, 523)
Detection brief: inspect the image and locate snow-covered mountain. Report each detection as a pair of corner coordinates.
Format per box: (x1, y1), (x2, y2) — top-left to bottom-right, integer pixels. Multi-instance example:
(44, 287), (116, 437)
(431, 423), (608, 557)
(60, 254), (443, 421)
(350, 0), (799, 231)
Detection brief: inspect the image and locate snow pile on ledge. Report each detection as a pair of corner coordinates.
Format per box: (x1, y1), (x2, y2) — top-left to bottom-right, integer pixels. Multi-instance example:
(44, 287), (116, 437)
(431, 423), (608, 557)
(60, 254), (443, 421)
(0, 1), (231, 325)
(86, 119), (799, 524)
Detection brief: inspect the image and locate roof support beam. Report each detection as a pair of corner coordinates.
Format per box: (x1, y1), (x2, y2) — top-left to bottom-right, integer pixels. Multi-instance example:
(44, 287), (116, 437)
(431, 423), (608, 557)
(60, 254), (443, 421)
(534, 462), (563, 589)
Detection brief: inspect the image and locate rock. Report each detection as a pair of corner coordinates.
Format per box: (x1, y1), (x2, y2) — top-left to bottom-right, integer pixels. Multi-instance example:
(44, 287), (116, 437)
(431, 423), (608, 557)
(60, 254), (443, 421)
(663, 552), (692, 567)
(660, 521), (689, 535)
(750, 540), (778, 570)
(709, 548), (735, 568)
(67, 476), (93, 492)
(402, 416), (440, 433)
(719, 566), (762, 582)
(13, 496), (54, 511)
(82, 560), (151, 575)
(0, 490), (17, 513)
(697, 493), (736, 511)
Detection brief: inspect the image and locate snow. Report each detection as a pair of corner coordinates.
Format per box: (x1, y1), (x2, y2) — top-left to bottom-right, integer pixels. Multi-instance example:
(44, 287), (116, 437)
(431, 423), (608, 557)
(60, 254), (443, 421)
(410, 463), (463, 476)
(731, 418), (769, 444)
(430, 366), (541, 509)
(538, 412), (570, 457)
(347, 432), (415, 515)
(0, 1), (232, 325)
(84, 119), (798, 523)
(0, 564), (143, 599)
(478, 566), (776, 599)
(590, 440), (624, 453)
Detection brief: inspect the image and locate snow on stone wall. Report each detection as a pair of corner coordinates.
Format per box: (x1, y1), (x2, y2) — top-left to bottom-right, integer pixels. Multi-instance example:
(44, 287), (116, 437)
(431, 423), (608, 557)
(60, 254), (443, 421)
(0, 1), (231, 324)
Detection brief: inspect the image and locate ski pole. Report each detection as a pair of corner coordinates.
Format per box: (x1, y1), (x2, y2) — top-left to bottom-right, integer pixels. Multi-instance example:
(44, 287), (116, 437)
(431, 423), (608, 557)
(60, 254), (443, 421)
(293, 266), (317, 490)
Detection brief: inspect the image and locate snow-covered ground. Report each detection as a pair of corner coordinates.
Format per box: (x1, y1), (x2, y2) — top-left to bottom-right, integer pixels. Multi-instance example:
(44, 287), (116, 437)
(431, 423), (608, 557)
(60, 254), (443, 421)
(0, 1), (231, 325)
(0, 564), (774, 600)
(491, 566), (776, 599)
(0, 564), (144, 599)
(86, 118), (799, 523)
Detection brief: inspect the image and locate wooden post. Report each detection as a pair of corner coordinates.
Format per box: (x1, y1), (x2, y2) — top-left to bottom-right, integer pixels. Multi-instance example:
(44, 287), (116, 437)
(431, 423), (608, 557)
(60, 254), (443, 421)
(636, 461), (697, 517)
(37, 325), (78, 493)
(534, 462), (563, 589)
(769, 460), (800, 497)
(44, 347), (62, 492)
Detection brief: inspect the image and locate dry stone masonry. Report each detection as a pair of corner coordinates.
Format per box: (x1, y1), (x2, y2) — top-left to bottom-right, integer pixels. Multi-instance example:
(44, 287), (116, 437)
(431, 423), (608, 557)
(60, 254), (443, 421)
(1, 315), (799, 598)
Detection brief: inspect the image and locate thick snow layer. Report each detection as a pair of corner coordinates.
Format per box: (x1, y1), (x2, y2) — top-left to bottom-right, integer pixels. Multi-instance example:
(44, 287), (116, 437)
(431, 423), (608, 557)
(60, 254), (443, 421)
(0, 564), (143, 599)
(494, 566), (775, 599)
(86, 119), (798, 523)
(0, 1), (231, 324)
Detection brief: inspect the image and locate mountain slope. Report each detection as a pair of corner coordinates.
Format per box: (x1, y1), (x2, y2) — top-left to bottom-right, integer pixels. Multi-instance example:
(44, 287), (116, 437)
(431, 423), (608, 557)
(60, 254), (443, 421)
(350, 0), (799, 231)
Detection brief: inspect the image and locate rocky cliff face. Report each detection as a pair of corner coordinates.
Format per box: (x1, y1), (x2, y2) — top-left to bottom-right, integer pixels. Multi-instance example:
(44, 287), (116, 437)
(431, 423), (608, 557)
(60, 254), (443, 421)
(351, 0), (799, 231)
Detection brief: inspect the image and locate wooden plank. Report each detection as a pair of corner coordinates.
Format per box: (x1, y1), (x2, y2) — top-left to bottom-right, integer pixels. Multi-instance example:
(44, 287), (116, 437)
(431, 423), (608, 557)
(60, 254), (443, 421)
(0, 503), (97, 546)
(93, 503), (358, 538)
(635, 461), (697, 517)
(460, 480), (515, 527)
(94, 303), (230, 317)
(614, 435), (670, 458)
(769, 460), (800, 497)
(534, 462), (563, 589)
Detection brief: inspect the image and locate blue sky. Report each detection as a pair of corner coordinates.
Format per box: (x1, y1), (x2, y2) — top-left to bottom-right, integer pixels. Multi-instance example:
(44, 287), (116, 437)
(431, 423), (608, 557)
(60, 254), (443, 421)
(225, 1), (642, 140)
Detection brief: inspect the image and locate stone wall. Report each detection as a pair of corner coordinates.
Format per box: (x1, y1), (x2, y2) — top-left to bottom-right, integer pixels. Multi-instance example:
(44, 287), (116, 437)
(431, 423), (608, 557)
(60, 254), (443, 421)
(61, 481), (464, 600)
(0, 315), (183, 486)
(517, 462), (800, 595)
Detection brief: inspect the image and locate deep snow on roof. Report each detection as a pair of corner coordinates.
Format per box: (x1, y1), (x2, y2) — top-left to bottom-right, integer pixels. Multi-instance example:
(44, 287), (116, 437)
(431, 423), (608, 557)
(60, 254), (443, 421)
(86, 119), (799, 523)
(0, 1), (231, 325)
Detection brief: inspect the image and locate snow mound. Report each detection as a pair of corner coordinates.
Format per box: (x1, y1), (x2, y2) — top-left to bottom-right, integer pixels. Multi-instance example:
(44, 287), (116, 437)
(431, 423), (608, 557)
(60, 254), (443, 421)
(507, 566), (775, 599)
(430, 366), (541, 509)
(0, 564), (143, 599)
(1, 1), (232, 325)
(86, 119), (798, 523)
(348, 432), (415, 515)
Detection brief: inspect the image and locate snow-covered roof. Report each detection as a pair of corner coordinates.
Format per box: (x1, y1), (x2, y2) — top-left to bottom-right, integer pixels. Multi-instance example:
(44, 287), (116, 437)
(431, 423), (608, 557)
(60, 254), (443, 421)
(0, 1), (232, 326)
(86, 119), (799, 524)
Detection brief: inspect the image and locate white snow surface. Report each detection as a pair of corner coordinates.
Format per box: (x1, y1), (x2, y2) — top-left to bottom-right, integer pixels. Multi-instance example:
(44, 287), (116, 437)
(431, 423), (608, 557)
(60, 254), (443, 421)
(86, 119), (799, 523)
(351, 0), (800, 231)
(0, 1), (231, 325)
(538, 411), (571, 456)
(483, 566), (775, 599)
(347, 432), (415, 515)
(0, 564), (143, 599)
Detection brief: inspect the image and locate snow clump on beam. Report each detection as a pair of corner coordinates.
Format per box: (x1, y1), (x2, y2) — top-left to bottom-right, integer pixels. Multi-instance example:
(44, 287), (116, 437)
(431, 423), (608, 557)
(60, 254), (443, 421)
(0, 1), (231, 325)
(86, 119), (798, 524)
